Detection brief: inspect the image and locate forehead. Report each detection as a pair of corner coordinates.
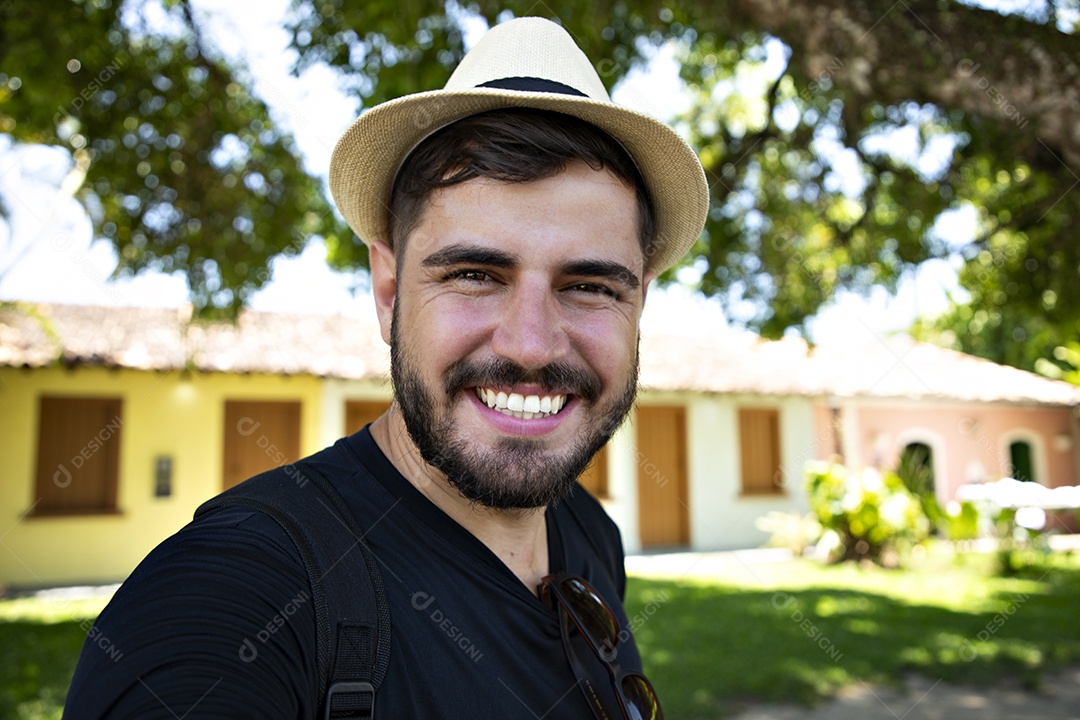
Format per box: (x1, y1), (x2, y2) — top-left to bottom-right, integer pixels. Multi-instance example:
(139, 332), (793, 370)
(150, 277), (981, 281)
(402, 161), (642, 270)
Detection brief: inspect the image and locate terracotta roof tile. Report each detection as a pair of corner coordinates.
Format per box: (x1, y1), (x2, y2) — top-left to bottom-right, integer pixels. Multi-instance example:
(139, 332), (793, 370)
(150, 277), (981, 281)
(639, 327), (1080, 405)
(0, 303), (389, 380)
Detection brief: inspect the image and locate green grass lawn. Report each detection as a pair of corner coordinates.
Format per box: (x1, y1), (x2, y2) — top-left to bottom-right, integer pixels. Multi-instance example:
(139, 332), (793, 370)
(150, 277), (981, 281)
(3, 548), (1079, 719)
(625, 548), (1080, 719)
(0, 596), (110, 720)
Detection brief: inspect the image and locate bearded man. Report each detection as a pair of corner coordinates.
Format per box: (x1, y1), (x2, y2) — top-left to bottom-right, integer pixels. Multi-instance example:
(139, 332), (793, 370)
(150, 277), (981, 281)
(66, 16), (707, 720)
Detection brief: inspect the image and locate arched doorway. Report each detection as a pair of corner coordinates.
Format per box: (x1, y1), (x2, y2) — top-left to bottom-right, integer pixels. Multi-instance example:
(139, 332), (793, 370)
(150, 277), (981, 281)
(1009, 440), (1036, 483)
(898, 441), (940, 530)
(898, 442), (935, 497)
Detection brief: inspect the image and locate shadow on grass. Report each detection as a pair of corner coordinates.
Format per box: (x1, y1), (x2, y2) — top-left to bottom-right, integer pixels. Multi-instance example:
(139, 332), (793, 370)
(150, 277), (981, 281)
(626, 562), (1080, 720)
(0, 618), (87, 720)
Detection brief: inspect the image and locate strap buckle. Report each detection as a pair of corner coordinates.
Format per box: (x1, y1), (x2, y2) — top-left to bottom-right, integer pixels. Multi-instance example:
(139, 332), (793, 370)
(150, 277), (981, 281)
(324, 681), (376, 720)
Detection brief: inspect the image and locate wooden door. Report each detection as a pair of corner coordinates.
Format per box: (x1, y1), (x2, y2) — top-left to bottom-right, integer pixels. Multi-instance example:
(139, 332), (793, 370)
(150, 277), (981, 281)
(636, 405), (689, 548)
(222, 400), (301, 489)
(345, 400), (392, 435)
(577, 444), (609, 498)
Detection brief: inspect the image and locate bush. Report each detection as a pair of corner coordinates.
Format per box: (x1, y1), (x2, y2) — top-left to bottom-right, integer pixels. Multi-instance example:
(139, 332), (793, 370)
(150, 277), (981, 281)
(805, 461), (931, 566)
(943, 499), (980, 542)
(896, 445), (945, 532)
(990, 506), (1053, 575)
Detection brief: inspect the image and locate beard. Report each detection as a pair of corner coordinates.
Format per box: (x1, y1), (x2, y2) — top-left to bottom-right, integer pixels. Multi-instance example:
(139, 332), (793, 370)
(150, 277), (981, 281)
(389, 306), (639, 510)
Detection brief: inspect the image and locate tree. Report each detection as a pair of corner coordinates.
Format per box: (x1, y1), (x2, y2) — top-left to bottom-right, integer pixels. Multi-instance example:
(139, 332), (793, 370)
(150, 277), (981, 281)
(0, 0), (353, 318)
(2, 0), (1077, 353)
(291, 0), (1079, 360)
(1035, 340), (1080, 384)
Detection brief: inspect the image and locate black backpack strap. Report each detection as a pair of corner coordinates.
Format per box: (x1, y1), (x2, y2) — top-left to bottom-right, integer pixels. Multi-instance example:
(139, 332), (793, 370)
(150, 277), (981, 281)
(195, 451), (391, 719)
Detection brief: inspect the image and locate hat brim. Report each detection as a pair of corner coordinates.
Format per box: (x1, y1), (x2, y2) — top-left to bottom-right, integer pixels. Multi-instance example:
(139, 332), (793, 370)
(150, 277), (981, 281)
(329, 87), (709, 274)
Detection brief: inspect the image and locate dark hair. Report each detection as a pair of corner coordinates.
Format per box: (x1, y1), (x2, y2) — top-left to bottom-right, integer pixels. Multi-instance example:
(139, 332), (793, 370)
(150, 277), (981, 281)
(387, 108), (655, 262)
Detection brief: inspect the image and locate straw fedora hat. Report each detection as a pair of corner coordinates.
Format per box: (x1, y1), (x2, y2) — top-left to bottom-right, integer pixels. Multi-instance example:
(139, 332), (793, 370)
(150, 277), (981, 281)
(329, 16), (709, 274)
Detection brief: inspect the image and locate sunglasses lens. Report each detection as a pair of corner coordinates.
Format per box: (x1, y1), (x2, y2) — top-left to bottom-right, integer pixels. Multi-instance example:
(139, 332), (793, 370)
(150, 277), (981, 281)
(559, 577), (619, 650)
(621, 675), (662, 720)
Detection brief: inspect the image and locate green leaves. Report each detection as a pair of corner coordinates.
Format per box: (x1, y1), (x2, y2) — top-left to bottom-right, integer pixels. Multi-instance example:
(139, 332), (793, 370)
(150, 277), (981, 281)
(805, 461), (931, 566)
(4, 0), (1077, 352)
(0, 0), (345, 319)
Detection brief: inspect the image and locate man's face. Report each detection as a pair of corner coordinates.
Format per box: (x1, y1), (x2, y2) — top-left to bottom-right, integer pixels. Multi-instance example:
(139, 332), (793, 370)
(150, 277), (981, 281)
(381, 160), (651, 510)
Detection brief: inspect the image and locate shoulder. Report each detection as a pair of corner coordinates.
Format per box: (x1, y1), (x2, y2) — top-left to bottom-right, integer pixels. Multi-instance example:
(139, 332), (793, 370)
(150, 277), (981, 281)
(557, 484), (628, 593)
(65, 503), (318, 718)
(561, 483), (621, 541)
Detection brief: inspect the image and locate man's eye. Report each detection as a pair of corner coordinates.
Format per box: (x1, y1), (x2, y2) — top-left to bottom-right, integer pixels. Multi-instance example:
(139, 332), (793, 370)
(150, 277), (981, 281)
(570, 283), (618, 299)
(446, 270), (490, 282)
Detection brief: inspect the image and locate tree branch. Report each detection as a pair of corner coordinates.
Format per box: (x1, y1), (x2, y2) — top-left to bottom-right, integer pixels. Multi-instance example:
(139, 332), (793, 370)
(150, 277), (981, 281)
(727, 0), (1080, 170)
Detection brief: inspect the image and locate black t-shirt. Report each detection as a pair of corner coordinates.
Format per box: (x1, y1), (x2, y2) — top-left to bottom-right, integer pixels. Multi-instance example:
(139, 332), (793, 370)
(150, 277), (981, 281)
(64, 427), (641, 719)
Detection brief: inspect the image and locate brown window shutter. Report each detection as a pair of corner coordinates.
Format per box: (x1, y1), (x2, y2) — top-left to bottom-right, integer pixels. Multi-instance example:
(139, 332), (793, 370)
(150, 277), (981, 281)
(739, 408), (783, 495)
(35, 396), (123, 515)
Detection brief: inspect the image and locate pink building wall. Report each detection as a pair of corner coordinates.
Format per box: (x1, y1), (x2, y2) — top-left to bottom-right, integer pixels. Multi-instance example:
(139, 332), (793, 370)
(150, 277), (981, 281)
(813, 400), (1079, 503)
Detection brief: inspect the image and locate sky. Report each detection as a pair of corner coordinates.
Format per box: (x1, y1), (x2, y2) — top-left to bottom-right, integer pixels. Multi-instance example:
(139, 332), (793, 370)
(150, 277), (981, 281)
(0, 0), (970, 345)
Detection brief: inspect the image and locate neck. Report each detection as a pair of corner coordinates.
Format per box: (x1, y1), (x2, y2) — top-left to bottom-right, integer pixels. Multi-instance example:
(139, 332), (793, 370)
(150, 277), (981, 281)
(369, 407), (550, 595)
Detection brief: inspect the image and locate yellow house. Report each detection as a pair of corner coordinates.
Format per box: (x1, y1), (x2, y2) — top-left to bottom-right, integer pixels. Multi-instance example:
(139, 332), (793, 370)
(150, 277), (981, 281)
(3, 302), (1078, 588)
(1, 303), (391, 587)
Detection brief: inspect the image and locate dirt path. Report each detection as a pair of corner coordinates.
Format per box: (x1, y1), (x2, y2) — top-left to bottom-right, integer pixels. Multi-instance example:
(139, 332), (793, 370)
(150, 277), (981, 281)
(732, 665), (1080, 720)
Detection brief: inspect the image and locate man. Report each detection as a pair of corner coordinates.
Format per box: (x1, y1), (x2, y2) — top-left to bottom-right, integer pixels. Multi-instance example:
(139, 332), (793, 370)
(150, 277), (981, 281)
(65, 16), (707, 719)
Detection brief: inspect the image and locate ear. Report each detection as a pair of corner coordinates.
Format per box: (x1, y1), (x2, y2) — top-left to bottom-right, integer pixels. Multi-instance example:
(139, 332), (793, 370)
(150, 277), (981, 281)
(641, 269), (656, 305)
(369, 240), (397, 346)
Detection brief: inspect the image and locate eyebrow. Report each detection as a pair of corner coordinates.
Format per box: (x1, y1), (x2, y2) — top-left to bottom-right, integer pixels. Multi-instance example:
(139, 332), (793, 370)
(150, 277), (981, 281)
(421, 243), (641, 291)
(421, 244), (519, 270)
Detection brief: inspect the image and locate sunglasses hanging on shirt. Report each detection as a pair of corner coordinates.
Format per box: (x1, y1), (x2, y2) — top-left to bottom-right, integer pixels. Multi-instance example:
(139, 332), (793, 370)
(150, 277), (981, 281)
(539, 573), (664, 720)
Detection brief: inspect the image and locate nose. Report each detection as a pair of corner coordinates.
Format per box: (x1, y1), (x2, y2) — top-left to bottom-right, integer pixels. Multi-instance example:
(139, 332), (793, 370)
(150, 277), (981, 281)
(490, 278), (571, 371)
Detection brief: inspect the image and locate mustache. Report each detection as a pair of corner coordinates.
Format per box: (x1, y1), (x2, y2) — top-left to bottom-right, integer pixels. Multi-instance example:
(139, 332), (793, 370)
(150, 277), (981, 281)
(442, 357), (602, 404)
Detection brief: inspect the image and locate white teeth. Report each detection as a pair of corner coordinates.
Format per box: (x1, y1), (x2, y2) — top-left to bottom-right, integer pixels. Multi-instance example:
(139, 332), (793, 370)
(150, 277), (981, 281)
(476, 387), (568, 420)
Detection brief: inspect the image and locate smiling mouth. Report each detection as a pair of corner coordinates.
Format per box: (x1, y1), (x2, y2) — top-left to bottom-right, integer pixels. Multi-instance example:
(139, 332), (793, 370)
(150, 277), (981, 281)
(474, 387), (570, 420)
